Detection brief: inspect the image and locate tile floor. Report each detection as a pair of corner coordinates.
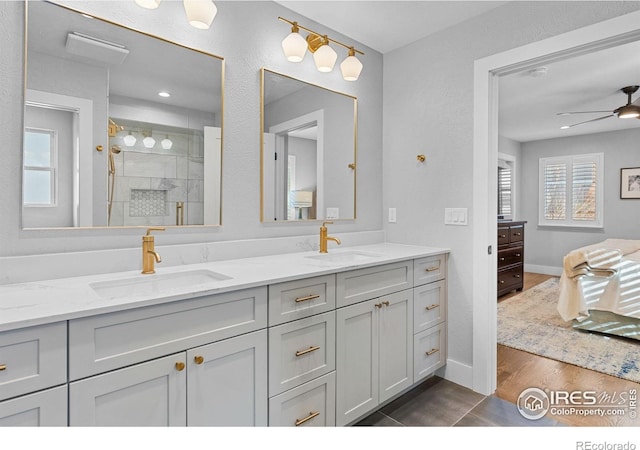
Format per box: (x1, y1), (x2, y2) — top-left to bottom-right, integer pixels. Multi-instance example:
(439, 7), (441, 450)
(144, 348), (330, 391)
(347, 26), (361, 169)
(354, 376), (564, 427)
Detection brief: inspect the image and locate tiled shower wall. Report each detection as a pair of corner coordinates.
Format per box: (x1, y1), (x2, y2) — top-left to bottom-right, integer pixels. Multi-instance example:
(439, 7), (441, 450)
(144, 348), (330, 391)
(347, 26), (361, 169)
(108, 120), (204, 227)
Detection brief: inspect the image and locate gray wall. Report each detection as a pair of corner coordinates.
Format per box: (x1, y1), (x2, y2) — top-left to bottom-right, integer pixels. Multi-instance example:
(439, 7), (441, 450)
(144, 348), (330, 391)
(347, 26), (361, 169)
(382, 1), (640, 372)
(498, 135), (523, 220)
(521, 127), (640, 271)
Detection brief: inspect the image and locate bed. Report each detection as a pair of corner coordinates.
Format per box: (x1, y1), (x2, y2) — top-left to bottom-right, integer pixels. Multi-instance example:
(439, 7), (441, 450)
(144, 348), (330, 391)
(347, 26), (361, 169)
(557, 238), (640, 340)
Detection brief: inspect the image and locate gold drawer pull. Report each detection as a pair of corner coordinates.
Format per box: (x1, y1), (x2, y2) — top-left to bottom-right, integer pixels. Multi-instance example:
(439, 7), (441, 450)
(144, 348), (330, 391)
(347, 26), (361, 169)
(425, 267), (439, 272)
(375, 303), (383, 309)
(0, 364), (6, 371)
(425, 304), (439, 310)
(175, 362), (185, 371)
(382, 300), (390, 307)
(194, 355), (204, 365)
(295, 294), (320, 303)
(295, 411), (320, 426)
(426, 348), (439, 356)
(296, 346), (320, 357)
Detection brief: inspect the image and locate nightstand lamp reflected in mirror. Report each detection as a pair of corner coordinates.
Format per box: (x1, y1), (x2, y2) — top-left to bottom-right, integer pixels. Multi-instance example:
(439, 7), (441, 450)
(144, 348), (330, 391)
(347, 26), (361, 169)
(293, 190), (313, 220)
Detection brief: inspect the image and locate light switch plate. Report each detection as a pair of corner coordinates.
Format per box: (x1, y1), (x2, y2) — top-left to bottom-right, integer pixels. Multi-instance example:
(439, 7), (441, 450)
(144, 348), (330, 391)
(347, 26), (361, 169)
(445, 208), (468, 225)
(388, 208), (397, 223)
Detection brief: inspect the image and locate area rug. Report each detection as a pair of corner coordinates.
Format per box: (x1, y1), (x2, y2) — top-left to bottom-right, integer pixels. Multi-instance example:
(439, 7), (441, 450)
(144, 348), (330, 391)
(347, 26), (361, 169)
(497, 277), (640, 383)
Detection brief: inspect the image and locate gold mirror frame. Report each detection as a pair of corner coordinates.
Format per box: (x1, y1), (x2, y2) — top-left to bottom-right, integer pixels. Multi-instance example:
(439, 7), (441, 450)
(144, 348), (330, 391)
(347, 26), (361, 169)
(23, 0), (224, 230)
(260, 68), (357, 222)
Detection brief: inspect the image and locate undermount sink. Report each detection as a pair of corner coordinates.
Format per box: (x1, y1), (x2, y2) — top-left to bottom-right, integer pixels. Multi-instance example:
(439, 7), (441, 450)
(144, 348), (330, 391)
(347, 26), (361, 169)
(90, 269), (232, 299)
(305, 250), (383, 263)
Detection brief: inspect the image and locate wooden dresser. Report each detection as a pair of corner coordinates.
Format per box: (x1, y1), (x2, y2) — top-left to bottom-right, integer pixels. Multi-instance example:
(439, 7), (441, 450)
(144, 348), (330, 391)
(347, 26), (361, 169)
(497, 221), (526, 297)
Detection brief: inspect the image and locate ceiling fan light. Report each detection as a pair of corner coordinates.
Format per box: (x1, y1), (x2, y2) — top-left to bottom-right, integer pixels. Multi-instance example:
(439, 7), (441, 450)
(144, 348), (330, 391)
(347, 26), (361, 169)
(313, 43), (337, 73)
(183, 0), (217, 30)
(617, 104), (640, 119)
(135, 0), (161, 9)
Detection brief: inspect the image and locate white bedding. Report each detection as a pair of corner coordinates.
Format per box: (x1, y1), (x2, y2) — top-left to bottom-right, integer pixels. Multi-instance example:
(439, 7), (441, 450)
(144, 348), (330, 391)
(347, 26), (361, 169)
(557, 239), (640, 322)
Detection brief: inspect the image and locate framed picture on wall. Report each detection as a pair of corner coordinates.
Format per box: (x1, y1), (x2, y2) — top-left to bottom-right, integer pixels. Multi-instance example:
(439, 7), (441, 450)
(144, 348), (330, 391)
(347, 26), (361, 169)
(620, 167), (640, 199)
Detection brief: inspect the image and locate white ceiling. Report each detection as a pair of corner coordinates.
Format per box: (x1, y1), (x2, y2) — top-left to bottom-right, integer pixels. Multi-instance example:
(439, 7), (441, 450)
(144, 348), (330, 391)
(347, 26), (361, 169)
(275, 0), (640, 142)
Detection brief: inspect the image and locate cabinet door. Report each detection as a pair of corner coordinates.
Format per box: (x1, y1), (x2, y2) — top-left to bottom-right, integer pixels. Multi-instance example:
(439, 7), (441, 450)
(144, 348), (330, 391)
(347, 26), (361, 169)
(0, 385), (67, 426)
(378, 290), (413, 404)
(336, 299), (378, 426)
(69, 353), (187, 426)
(187, 330), (268, 426)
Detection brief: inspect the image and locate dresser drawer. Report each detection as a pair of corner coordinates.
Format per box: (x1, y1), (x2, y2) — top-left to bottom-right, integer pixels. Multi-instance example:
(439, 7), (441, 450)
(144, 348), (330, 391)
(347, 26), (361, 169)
(498, 265), (523, 291)
(413, 254), (447, 287)
(269, 311), (335, 396)
(413, 281), (446, 333)
(414, 323), (446, 383)
(0, 322), (67, 401)
(509, 226), (524, 243)
(269, 371), (336, 427)
(336, 261), (413, 308)
(268, 275), (336, 326)
(498, 246), (523, 269)
(498, 227), (510, 245)
(69, 287), (267, 380)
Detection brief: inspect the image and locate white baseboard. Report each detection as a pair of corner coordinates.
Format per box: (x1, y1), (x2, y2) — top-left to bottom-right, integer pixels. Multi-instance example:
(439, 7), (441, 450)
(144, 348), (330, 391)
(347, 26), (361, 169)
(524, 264), (562, 277)
(439, 358), (474, 392)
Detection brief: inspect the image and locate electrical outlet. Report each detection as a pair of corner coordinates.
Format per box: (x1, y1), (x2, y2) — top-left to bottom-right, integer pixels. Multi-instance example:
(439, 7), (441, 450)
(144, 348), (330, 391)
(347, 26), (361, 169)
(388, 208), (397, 223)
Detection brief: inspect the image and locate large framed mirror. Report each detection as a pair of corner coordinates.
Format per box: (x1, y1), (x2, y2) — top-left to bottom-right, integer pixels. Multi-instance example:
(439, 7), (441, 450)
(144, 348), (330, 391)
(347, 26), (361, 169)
(260, 68), (357, 222)
(23, 0), (224, 229)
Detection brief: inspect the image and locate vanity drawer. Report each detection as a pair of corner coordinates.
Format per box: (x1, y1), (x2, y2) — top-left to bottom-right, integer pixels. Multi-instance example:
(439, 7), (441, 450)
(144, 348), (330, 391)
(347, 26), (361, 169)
(269, 311), (335, 396)
(0, 385), (68, 427)
(268, 371), (336, 427)
(413, 254), (447, 286)
(0, 322), (67, 402)
(510, 226), (524, 243)
(336, 261), (413, 308)
(413, 281), (446, 333)
(414, 323), (446, 383)
(69, 287), (267, 380)
(268, 274), (336, 326)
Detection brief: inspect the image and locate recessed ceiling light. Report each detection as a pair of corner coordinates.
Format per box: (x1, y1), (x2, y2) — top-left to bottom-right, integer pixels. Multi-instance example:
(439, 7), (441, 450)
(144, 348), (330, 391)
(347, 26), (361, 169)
(158, 91), (171, 98)
(560, 125), (570, 130)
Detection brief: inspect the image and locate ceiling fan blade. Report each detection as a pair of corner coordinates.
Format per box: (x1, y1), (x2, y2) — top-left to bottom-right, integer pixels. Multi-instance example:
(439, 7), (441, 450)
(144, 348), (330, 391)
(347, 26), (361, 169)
(562, 114), (615, 129)
(556, 111), (613, 116)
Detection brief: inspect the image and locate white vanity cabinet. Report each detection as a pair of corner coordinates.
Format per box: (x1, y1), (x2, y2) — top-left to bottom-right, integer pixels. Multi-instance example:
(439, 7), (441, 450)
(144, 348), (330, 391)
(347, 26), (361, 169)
(0, 322), (68, 426)
(68, 287), (269, 426)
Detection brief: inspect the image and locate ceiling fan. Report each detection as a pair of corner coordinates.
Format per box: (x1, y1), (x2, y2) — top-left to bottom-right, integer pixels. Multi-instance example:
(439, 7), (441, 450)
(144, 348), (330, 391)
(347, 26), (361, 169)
(557, 85), (640, 129)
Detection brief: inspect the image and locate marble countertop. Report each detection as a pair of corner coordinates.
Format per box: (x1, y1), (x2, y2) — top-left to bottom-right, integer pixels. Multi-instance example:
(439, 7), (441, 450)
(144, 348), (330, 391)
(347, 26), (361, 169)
(0, 243), (449, 332)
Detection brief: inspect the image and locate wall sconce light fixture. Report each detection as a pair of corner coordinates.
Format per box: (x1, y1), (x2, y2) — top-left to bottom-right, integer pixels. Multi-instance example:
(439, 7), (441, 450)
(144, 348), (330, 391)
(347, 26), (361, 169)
(123, 131), (137, 147)
(279, 17), (364, 81)
(142, 132), (156, 148)
(134, 0), (217, 30)
(161, 136), (173, 150)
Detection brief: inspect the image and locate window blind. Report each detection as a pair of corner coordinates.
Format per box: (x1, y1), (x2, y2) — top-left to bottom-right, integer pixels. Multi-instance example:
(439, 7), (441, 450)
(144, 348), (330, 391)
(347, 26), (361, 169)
(498, 167), (512, 216)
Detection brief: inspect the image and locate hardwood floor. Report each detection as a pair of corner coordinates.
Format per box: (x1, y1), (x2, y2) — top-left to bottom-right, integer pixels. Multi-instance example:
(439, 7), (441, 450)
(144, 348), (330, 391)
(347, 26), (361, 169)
(496, 272), (640, 427)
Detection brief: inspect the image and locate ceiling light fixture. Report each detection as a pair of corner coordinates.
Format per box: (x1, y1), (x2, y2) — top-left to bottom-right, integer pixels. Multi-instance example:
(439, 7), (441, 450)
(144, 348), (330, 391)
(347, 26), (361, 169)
(617, 104), (640, 119)
(158, 91), (171, 98)
(134, 0), (217, 30)
(278, 17), (365, 81)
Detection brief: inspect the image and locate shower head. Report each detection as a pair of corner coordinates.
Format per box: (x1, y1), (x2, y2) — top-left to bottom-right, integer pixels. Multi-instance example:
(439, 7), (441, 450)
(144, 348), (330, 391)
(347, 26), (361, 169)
(110, 145), (122, 154)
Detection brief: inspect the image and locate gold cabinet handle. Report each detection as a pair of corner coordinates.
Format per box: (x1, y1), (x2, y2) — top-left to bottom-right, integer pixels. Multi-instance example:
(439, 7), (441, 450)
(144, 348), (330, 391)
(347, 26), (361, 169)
(0, 364), (6, 371)
(295, 411), (320, 426)
(425, 304), (439, 310)
(382, 300), (390, 307)
(295, 346), (320, 357)
(425, 267), (439, 272)
(375, 303), (383, 309)
(426, 348), (439, 356)
(194, 355), (204, 365)
(295, 294), (320, 303)
(175, 362), (185, 371)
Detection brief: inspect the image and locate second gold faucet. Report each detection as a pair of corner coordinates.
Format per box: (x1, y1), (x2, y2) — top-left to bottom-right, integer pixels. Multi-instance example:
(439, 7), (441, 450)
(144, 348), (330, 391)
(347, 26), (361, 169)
(142, 227), (165, 274)
(319, 221), (341, 253)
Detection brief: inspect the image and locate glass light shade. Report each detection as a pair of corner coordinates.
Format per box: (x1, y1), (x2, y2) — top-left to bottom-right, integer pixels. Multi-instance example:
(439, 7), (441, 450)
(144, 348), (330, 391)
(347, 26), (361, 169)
(282, 32), (307, 62)
(135, 0), (161, 9)
(617, 104), (640, 119)
(313, 44), (337, 73)
(161, 137), (173, 150)
(143, 136), (156, 148)
(340, 55), (363, 81)
(123, 133), (137, 147)
(183, 0), (217, 29)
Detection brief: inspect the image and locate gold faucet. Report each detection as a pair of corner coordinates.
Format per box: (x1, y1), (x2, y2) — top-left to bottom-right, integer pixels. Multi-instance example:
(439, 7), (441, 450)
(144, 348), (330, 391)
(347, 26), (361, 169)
(319, 221), (341, 253)
(142, 227), (165, 274)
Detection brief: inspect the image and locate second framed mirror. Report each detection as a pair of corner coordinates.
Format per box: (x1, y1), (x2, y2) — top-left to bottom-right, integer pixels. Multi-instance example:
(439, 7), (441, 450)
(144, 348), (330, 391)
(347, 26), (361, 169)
(260, 68), (357, 222)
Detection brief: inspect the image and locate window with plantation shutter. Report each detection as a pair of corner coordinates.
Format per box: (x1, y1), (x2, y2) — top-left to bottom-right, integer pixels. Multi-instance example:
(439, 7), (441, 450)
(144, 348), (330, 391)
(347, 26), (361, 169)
(498, 166), (512, 217)
(538, 153), (603, 228)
